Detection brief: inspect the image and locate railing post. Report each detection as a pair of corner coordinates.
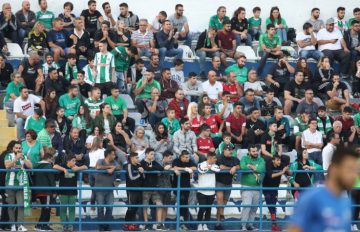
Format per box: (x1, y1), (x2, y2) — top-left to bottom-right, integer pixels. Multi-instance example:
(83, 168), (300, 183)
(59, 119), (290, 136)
(78, 171), (83, 232)
(259, 185), (263, 231)
(175, 174), (181, 232)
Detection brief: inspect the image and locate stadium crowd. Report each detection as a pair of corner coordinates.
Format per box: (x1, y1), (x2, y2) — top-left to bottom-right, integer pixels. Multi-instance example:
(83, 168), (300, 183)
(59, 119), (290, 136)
(0, 0), (360, 231)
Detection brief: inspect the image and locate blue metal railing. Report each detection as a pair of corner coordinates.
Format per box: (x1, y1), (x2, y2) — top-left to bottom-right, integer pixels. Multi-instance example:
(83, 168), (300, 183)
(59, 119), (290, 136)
(0, 169), (356, 231)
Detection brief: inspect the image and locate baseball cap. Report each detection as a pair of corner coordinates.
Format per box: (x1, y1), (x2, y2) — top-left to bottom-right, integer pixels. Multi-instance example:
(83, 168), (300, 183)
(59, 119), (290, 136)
(224, 144), (233, 150)
(326, 18), (335, 25)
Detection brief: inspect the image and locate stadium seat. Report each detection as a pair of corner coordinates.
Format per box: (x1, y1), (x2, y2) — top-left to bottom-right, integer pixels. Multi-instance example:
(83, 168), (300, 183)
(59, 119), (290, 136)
(178, 44), (195, 61)
(236, 46), (258, 60)
(7, 43), (25, 58)
(281, 46), (298, 58)
(120, 94), (136, 110)
(112, 202), (127, 219)
(224, 202), (241, 218)
(75, 202), (86, 219)
(128, 112), (142, 126)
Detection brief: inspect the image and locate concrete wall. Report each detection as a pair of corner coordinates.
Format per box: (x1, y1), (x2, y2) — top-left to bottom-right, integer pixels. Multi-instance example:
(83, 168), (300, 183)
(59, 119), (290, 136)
(9, 0), (359, 32)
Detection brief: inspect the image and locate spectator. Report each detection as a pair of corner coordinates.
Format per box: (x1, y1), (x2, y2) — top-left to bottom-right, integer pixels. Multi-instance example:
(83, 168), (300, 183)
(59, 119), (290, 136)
(43, 88), (59, 119)
(296, 58), (314, 85)
(260, 88), (279, 119)
(3, 72), (23, 112)
(156, 20), (183, 66)
(4, 142), (32, 232)
(0, 142), (12, 231)
(225, 54), (248, 84)
(317, 106), (334, 138)
(69, 18), (92, 60)
(325, 73), (350, 111)
(159, 67), (179, 100)
(0, 31), (7, 55)
(257, 24), (283, 76)
(36, 0), (54, 31)
(18, 52), (43, 94)
(306, 8), (324, 33)
(149, 123), (173, 162)
(94, 20), (118, 49)
(54, 107), (71, 137)
(240, 145), (265, 231)
(182, 72), (204, 102)
(127, 58), (146, 91)
(15, 0), (36, 45)
(202, 70), (223, 104)
(196, 124), (215, 161)
(231, 7), (252, 46)
(296, 88), (319, 119)
(335, 106), (355, 140)
(248, 7), (262, 40)
(261, 122), (283, 162)
(352, 58), (360, 98)
(326, 120), (346, 145)
(101, 2), (116, 28)
(268, 107), (292, 149)
(85, 86), (103, 119)
(82, 56), (96, 85)
(130, 126), (149, 157)
(145, 88), (168, 125)
(94, 41), (115, 96)
(322, 132), (339, 172)
(27, 22), (48, 56)
(168, 4), (191, 46)
(284, 70), (310, 115)
(198, 93), (211, 116)
(195, 27), (220, 76)
(215, 91), (234, 122)
(317, 18), (350, 78)
(24, 108), (46, 135)
(42, 53), (59, 80)
(37, 119), (63, 154)
(344, 20), (360, 63)
(168, 89), (189, 120)
(217, 20), (236, 67)
(59, 53), (78, 83)
(239, 89), (261, 115)
(243, 107), (266, 146)
(146, 54), (161, 81)
(131, 19), (158, 57)
(94, 103), (116, 136)
(209, 6), (229, 31)
(314, 56), (335, 96)
(266, 7), (288, 44)
(58, 85), (81, 121)
(94, 147), (120, 232)
(149, 11), (167, 33)
(225, 102), (246, 144)
(223, 71), (242, 102)
(63, 127), (86, 157)
(333, 7), (348, 33)
(161, 107), (181, 137)
(71, 105), (93, 139)
(76, 71), (92, 99)
(209, 56), (226, 82)
(173, 118), (198, 160)
(202, 103), (224, 147)
(170, 58), (185, 86)
(118, 2), (139, 32)
(244, 69), (264, 96)
(107, 121), (131, 164)
(197, 151), (220, 231)
(58, 2), (76, 33)
(296, 22), (323, 60)
(80, 0), (103, 38)
(44, 68), (68, 97)
(294, 111), (310, 151)
(0, 54), (12, 89)
(0, 3), (18, 44)
(114, 20), (131, 47)
(348, 8), (360, 28)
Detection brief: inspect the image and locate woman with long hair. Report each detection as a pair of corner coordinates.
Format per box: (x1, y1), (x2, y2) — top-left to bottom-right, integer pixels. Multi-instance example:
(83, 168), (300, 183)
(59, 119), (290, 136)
(44, 88), (58, 120)
(296, 58), (314, 85)
(198, 94), (211, 116)
(149, 122), (173, 162)
(94, 103), (117, 137)
(231, 7), (252, 46)
(27, 21), (48, 55)
(187, 102), (204, 135)
(130, 126), (149, 159)
(115, 20), (131, 47)
(314, 56), (335, 95)
(72, 105), (93, 141)
(266, 7), (288, 44)
(108, 121), (132, 165)
(85, 126), (104, 150)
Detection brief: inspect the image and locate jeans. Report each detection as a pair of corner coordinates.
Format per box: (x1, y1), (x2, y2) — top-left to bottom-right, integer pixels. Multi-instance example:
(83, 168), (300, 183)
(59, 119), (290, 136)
(235, 33), (252, 46)
(276, 28), (287, 42)
(197, 192), (215, 223)
(257, 51), (282, 77)
(264, 190), (278, 215)
(178, 32), (193, 47)
(115, 71), (126, 93)
(159, 47), (183, 66)
(18, 28), (30, 46)
(148, 112), (163, 126)
(249, 29), (262, 41)
(3, 29), (19, 44)
(299, 50), (323, 61)
(6, 189), (24, 223)
(96, 191), (114, 225)
(16, 117), (25, 140)
(241, 189), (260, 227)
(59, 195), (76, 223)
(139, 48), (152, 57)
(322, 49), (351, 75)
(196, 50), (220, 73)
(308, 151), (324, 183)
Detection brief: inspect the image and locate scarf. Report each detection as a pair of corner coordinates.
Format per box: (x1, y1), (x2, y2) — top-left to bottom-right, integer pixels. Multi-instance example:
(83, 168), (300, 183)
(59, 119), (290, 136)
(65, 62), (78, 81)
(270, 132), (276, 156)
(17, 168), (31, 216)
(317, 116), (332, 134)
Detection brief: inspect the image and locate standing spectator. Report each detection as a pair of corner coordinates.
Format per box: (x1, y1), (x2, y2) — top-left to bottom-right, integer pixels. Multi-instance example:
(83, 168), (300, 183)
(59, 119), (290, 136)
(231, 7), (252, 46)
(240, 145), (265, 231)
(58, 85), (81, 121)
(145, 88), (168, 126)
(118, 2), (139, 32)
(159, 67), (179, 100)
(16, 0), (36, 45)
(325, 73), (350, 111)
(58, 2), (76, 33)
(36, 0), (54, 31)
(322, 132), (340, 172)
(197, 152), (220, 231)
(173, 118), (198, 160)
(168, 89), (189, 120)
(94, 41), (115, 96)
(149, 11), (167, 33)
(94, 147), (120, 232)
(217, 20), (236, 67)
(18, 52), (43, 94)
(261, 122), (285, 165)
(344, 20), (360, 63)
(266, 7), (288, 44)
(202, 70), (223, 104)
(306, 8), (324, 33)
(196, 124), (215, 161)
(182, 72), (204, 102)
(131, 19), (157, 57)
(296, 22), (323, 61)
(80, 0), (103, 38)
(168, 4), (190, 46)
(22, 129), (44, 165)
(248, 7), (262, 40)
(317, 18), (350, 78)
(208, 6), (229, 31)
(225, 102), (246, 144)
(101, 2), (116, 28)
(0, 3), (18, 44)
(225, 55), (248, 84)
(333, 7), (348, 33)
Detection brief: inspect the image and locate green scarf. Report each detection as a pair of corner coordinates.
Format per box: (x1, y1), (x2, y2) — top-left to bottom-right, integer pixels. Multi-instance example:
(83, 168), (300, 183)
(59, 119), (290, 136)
(317, 116), (332, 134)
(17, 168), (31, 216)
(65, 62), (78, 81)
(87, 65), (94, 83)
(338, 20), (343, 29)
(270, 132), (276, 156)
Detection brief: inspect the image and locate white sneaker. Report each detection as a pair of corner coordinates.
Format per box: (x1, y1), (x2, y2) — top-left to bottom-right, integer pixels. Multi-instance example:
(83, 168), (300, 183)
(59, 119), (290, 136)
(353, 224), (359, 231)
(11, 225), (16, 231)
(202, 224), (209, 230)
(197, 224), (203, 231)
(17, 225), (28, 231)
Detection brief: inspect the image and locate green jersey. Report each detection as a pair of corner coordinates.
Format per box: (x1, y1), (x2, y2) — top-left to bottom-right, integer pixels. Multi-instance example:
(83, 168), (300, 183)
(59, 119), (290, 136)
(225, 64), (248, 84)
(161, 117), (180, 136)
(294, 117), (309, 137)
(4, 81), (23, 103)
(135, 78), (161, 100)
(5, 152), (29, 186)
(248, 17), (262, 29)
(240, 154), (265, 186)
(209, 15), (230, 30)
(59, 94), (81, 117)
(111, 46), (131, 72)
(259, 33), (282, 51)
(37, 129), (52, 148)
(265, 18), (288, 29)
(94, 52), (115, 83)
(215, 100), (234, 119)
(84, 97), (103, 118)
(21, 140), (43, 165)
(36, 10), (55, 29)
(218, 141), (237, 157)
(105, 96), (127, 116)
(24, 116), (46, 134)
(354, 113), (360, 127)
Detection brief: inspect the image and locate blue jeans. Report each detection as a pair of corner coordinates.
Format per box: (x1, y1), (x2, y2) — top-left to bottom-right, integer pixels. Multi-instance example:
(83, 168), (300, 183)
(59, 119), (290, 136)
(96, 191), (114, 223)
(139, 48), (151, 57)
(195, 50), (220, 73)
(276, 28), (287, 42)
(16, 117), (25, 140)
(235, 33), (252, 46)
(159, 47), (183, 66)
(18, 28), (30, 46)
(299, 50), (323, 61)
(115, 71), (126, 93)
(249, 28), (262, 41)
(148, 112), (162, 126)
(178, 32), (193, 47)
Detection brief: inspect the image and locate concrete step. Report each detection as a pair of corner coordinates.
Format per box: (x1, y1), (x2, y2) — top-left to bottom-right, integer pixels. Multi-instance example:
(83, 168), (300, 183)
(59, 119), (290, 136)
(0, 127), (17, 138)
(0, 110), (6, 120)
(0, 119), (8, 127)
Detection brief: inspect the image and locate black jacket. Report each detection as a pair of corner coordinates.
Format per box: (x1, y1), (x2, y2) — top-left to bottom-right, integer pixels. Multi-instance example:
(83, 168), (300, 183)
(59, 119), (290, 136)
(344, 29), (360, 51)
(33, 161), (56, 195)
(140, 159), (164, 188)
(44, 76), (69, 97)
(125, 163), (144, 188)
(63, 135), (86, 155)
(15, 10), (36, 30)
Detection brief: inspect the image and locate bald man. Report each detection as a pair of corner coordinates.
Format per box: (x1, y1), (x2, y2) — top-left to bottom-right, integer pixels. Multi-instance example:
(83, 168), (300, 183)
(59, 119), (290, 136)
(15, 1), (36, 45)
(326, 120), (347, 145)
(0, 3), (18, 44)
(202, 70), (223, 103)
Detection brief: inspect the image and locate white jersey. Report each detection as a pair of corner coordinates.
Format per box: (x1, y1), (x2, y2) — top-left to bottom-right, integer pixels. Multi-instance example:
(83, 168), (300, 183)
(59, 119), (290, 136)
(94, 52), (115, 84)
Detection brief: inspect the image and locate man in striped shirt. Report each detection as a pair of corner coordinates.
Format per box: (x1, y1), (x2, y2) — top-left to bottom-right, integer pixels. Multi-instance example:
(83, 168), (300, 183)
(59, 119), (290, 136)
(131, 19), (158, 57)
(94, 41), (115, 96)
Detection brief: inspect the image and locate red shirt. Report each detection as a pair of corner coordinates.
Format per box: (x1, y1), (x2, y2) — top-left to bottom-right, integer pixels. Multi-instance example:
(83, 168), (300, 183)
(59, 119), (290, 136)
(226, 113), (246, 136)
(336, 116), (354, 132)
(196, 137), (214, 154)
(190, 116), (205, 134)
(204, 114), (223, 134)
(168, 98), (189, 119)
(223, 82), (239, 102)
(217, 30), (235, 50)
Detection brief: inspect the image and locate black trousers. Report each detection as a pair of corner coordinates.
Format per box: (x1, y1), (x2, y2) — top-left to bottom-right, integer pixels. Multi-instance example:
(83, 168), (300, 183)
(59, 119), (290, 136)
(197, 192), (215, 222)
(0, 193), (9, 229)
(352, 189), (360, 221)
(125, 191), (142, 222)
(114, 114), (135, 133)
(38, 195), (53, 224)
(322, 49), (350, 75)
(180, 191), (190, 221)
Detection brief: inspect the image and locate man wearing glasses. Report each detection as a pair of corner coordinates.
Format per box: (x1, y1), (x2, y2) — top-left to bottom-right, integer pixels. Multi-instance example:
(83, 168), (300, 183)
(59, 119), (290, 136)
(168, 4), (191, 46)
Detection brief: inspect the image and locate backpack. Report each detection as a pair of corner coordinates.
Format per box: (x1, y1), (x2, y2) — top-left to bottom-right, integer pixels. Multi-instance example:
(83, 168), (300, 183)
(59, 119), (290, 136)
(287, 28), (297, 43)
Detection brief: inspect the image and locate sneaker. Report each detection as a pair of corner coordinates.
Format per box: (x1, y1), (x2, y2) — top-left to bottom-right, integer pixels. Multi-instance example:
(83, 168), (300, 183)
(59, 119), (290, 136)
(197, 224), (203, 231)
(122, 224), (129, 231)
(180, 224), (188, 231)
(214, 224), (224, 230)
(138, 225), (146, 230)
(153, 224), (163, 231)
(127, 224), (138, 231)
(271, 224), (282, 231)
(17, 225), (28, 231)
(35, 225), (45, 231)
(241, 225), (247, 231)
(352, 224), (359, 231)
(43, 225), (54, 231)
(246, 225), (258, 231)
(11, 225), (16, 231)
(202, 224), (209, 230)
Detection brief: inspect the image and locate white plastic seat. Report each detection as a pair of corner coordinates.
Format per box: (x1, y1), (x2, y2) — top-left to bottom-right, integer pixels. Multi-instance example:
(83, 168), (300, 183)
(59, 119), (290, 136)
(75, 202), (86, 219)
(112, 202), (127, 219)
(7, 43), (25, 58)
(178, 44), (195, 61)
(236, 46), (257, 60)
(224, 202), (241, 218)
(119, 94), (135, 110)
(128, 112), (142, 126)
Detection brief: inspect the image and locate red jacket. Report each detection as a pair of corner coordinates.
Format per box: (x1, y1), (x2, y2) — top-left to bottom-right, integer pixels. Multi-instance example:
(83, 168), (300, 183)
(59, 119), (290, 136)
(168, 98), (189, 119)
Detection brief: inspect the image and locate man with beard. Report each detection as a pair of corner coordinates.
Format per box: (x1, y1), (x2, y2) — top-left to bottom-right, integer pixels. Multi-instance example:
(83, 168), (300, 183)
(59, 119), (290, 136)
(149, 11), (167, 33)
(118, 2), (139, 32)
(296, 22), (323, 61)
(146, 54), (162, 81)
(333, 7), (348, 34)
(101, 2), (116, 28)
(225, 54), (248, 84)
(168, 4), (191, 46)
(217, 20), (236, 67)
(306, 8), (324, 33)
(80, 0), (103, 38)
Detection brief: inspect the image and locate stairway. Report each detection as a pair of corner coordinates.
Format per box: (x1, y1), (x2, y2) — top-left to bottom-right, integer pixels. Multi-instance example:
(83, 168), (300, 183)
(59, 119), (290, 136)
(0, 110), (17, 152)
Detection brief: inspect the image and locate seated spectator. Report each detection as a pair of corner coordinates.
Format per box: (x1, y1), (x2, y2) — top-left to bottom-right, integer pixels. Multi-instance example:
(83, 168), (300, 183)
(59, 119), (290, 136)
(82, 56), (96, 85)
(36, 0), (54, 31)
(198, 93), (211, 116)
(266, 55), (295, 97)
(244, 69), (264, 96)
(37, 119), (63, 153)
(156, 20), (183, 66)
(202, 70), (223, 104)
(257, 24), (283, 76)
(18, 51), (43, 94)
(114, 20), (131, 47)
(43, 88), (59, 120)
(168, 4), (191, 46)
(168, 89), (189, 120)
(217, 20), (236, 67)
(173, 118), (198, 160)
(0, 54), (13, 89)
(225, 102), (246, 145)
(215, 91), (233, 119)
(84, 86), (104, 118)
(107, 121), (131, 163)
(14, 87), (45, 140)
(69, 18), (92, 60)
(223, 72), (242, 103)
(0, 31), (7, 55)
(239, 89), (261, 115)
(317, 106), (334, 139)
(326, 120), (347, 145)
(284, 70), (310, 115)
(16, 0), (36, 45)
(27, 22), (48, 56)
(145, 88), (168, 125)
(118, 2), (139, 32)
(146, 54), (161, 81)
(149, 11), (167, 33)
(94, 20), (118, 50)
(195, 27), (220, 76)
(187, 102), (205, 135)
(266, 7), (288, 44)
(58, 2), (76, 33)
(209, 6), (229, 31)
(42, 53), (59, 79)
(244, 107), (266, 146)
(149, 123), (173, 162)
(314, 56), (335, 97)
(127, 58), (146, 90)
(170, 59), (185, 86)
(296, 22), (323, 61)
(182, 72), (204, 102)
(268, 107), (293, 150)
(294, 111), (310, 150)
(101, 2), (116, 28)
(44, 68), (69, 97)
(248, 7), (262, 40)
(344, 20), (360, 63)
(352, 57), (360, 97)
(326, 73), (350, 111)
(306, 8), (324, 33)
(24, 108), (46, 135)
(202, 104), (223, 147)
(58, 85), (81, 121)
(80, 0), (103, 38)
(335, 106), (355, 140)
(296, 88), (319, 118)
(0, 3), (18, 44)
(333, 7), (348, 34)
(317, 18), (350, 78)
(348, 8), (360, 28)
(94, 103), (116, 136)
(131, 19), (158, 57)
(63, 127), (86, 156)
(161, 107), (180, 136)
(296, 58), (315, 85)
(131, 126), (149, 157)
(225, 54), (248, 84)
(71, 105), (92, 139)
(231, 7), (252, 46)
(159, 67), (179, 101)
(59, 54), (78, 83)
(260, 88), (278, 119)
(209, 56), (226, 82)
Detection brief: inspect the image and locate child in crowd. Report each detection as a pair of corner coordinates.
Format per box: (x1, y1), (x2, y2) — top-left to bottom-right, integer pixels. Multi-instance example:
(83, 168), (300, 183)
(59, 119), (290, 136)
(203, 103), (224, 147)
(260, 88), (279, 119)
(217, 132), (237, 157)
(248, 7), (262, 40)
(170, 59), (185, 86)
(82, 56), (96, 85)
(161, 107), (181, 136)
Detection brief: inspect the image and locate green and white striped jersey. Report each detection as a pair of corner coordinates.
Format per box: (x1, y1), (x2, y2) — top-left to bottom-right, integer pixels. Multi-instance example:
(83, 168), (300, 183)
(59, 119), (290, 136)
(94, 52), (115, 84)
(84, 97), (104, 118)
(4, 152), (29, 186)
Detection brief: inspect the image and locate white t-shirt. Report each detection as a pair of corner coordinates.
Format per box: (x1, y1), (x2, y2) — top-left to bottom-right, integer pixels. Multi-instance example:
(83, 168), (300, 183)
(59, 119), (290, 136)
(202, 80), (223, 101)
(151, 17), (162, 32)
(317, 28), (343, 51)
(89, 148), (105, 167)
(197, 161), (220, 195)
(301, 129), (323, 153)
(13, 94), (41, 117)
(244, 81), (263, 93)
(296, 31), (316, 51)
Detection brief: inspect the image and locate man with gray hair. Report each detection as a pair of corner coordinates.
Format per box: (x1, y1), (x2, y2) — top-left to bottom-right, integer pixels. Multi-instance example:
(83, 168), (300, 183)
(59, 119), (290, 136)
(131, 19), (158, 57)
(18, 51), (44, 94)
(0, 3), (18, 44)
